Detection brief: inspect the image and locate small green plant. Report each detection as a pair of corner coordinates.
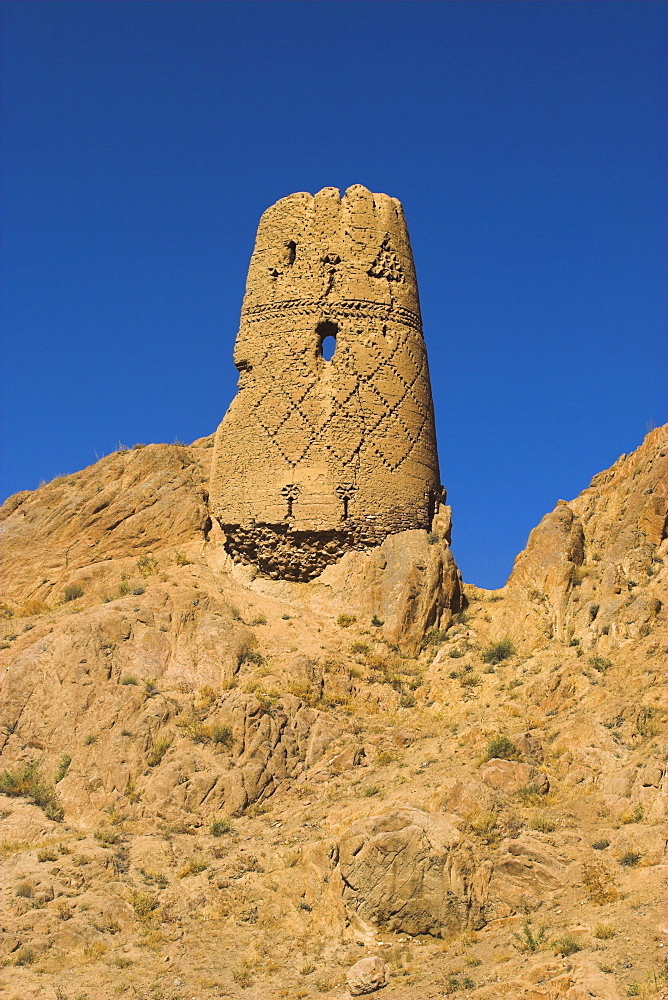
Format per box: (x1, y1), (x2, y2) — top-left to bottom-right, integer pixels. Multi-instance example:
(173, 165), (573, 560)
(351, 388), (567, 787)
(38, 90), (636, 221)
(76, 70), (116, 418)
(517, 782), (546, 804)
(249, 612), (267, 625)
(94, 827), (122, 846)
(588, 656), (611, 672)
(54, 753), (71, 783)
(482, 638), (516, 664)
(363, 785), (381, 797)
(618, 851), (641, 867)
(136, 554), (158, 577)
(117, 579), (131, 596)
(37, 847), (58, 862)
(626, 985), (641, 997)
(63, 583), (83, 603)
(592, 839), (610, 850)
(301, 961), (316, 975)
(281, 613), (291, 620)
(620, 803), (644, 824)
(120, 674), (139, 686)
(175, 550), (192, 566)
(143, 679), (159, 696)
(461, 977), (475, 990)
(350, 641), (369, 655)
(147, 735), (172, 767)
(211, 723), (234, 748)
(371, 614), (384, 626)
(594, 923), (615, 940)
(129, 889), (159, 919)
(530, 813), (556, 833)
(209, 816), (231, 837)
(15, 880), (33, 898)
(424, 627), (449, 646)
(634, 705), (660, 738)
(469, 810), (498, 843)
(83, 733), (97, 745)
(336, 613), (357, 627)
(485, 734), (517, 760)
(512, 920), (548, 953)
(460, 673), (481, 688)
(178, 857), (208, 878)
(553, 934), (581, 956)
(241, 649), (264, 666)
(0, 760), (63, 820)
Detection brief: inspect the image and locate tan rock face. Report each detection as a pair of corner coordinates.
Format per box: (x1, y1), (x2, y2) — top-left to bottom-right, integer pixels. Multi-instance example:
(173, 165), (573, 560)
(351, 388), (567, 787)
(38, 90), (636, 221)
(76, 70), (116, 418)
(339, 808), (490, 936)
(210, 185), (443, 580)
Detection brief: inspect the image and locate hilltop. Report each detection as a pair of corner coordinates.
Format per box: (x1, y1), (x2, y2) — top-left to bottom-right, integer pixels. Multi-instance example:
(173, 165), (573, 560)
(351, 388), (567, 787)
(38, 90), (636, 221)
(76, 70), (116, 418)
(0, 427), (665, 1000)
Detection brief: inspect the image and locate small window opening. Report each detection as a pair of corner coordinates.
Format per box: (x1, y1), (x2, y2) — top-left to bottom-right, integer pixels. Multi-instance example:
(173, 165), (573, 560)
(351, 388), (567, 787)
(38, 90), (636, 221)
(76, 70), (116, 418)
(316, 320), (338, 362)
(342, 496), (349, 520)
(286, 496), (294, 518)
(286, 241), (297, 266)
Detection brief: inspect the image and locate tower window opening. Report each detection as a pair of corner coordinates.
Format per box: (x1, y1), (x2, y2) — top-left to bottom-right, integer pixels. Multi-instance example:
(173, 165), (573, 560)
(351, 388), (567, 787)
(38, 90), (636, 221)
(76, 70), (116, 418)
(286, 240), (297, 266)
(316, 320), (338, 361)
(286, 496), (294, 518)
(342, 496), (349, 520)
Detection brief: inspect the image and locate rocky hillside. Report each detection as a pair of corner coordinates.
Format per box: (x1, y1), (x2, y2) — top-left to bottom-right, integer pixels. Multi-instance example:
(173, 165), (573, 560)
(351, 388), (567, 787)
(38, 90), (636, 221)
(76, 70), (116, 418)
(0, 428), (665, 1000)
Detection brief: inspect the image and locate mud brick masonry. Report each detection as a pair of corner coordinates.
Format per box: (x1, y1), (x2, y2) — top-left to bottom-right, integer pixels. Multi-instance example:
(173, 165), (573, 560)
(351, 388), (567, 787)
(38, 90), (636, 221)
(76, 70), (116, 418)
(210, 185), (444, 580)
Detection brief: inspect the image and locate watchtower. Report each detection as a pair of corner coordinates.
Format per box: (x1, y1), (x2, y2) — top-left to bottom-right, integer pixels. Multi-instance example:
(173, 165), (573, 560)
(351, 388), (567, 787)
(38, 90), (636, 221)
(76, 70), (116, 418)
(210, 185), (444, 580)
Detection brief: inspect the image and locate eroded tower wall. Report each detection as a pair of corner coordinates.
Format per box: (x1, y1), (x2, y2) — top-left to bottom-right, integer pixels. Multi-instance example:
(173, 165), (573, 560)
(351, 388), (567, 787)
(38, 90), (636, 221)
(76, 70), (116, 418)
(210, 185), (443, 579)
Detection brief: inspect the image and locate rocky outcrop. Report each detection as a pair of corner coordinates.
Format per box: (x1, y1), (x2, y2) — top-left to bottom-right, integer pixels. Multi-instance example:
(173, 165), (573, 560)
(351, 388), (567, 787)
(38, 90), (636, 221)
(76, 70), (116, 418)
(338, 808), (490, 936)
(492, 426), (666, 650)
(0, 441), (212, 606)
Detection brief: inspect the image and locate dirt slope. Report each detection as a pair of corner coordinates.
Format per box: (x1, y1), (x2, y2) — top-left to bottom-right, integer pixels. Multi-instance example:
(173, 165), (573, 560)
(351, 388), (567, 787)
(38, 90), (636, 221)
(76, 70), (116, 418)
(0, 428), (665, 1000)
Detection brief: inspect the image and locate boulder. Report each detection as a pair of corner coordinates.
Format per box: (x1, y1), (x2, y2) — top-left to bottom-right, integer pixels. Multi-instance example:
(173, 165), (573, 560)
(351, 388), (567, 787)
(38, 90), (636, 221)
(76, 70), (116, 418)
(338, 808), (490, 936)
(346, 956), (387, 996)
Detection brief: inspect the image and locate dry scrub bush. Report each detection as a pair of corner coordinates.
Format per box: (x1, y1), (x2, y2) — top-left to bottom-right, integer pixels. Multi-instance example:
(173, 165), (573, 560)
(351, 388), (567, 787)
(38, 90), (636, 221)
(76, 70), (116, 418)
(146, 735), (172, 766)
(581, 862), (619, 904)
(0, 760), (64, 821)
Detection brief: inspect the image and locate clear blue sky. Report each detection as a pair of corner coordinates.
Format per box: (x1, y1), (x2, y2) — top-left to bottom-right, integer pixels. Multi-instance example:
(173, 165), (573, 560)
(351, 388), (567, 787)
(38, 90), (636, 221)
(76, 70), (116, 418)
(1, 1), (665, 588)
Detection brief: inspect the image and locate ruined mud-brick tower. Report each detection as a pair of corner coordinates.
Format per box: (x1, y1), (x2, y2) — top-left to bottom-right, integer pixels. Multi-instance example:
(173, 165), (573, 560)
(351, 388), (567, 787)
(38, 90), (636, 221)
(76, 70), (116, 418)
(210, 185), (444, 580)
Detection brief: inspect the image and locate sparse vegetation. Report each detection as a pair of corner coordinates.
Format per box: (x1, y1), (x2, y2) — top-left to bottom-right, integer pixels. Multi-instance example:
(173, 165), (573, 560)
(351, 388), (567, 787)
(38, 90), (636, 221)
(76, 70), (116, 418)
(37, 846), (58, 862)
(174, 551), (192, 566)
(592, 839), (610, 850)
(120, 674), (139, 686)
(530, 813), (556, 833)
(424, 627), (449, 646)
(63, 583), (84, 602)
(129, 889), (159, 919)
(469, 810), (498, 844)
(588, 656), (611, 672)
(582, 862), (619, 904)
(482, 638), (516, 664)
(336, 613), (357, 627)
(594, 923), (615, 939)
(211, 723), (234, 747)
(178, 857), (208, 878)
(137, 554), (158, 576)
(54, 753), (71, 783)
(210, 816), (232, 837)
(371, 614), (384, 626)
(485, 734), (517, 761)
(618, 851), (641, 867)
(241, 649), (265, 666)
(147, 735), (172, 766)
(620, 803), (644, 824)
(0, 760), (64, 820)
(363, 785), (381, 797)
(512, 920), (548, 952)
(553, 934), (581, 956)
(249, 612), (267, 625)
